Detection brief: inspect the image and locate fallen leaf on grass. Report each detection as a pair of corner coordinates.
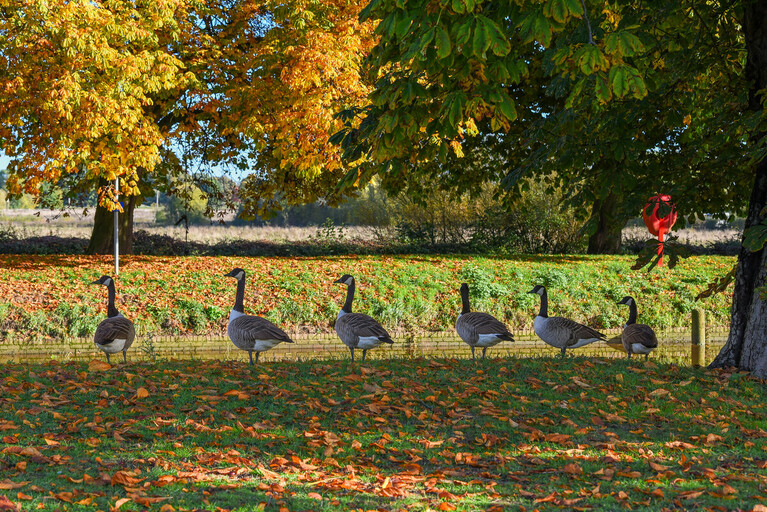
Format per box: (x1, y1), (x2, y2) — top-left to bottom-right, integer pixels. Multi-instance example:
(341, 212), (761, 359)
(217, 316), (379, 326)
(0, 481), (28, 490)
(135, 388), (149, 399)
(88, 360), (111, 371)
(563, 463), (582, 475)
(0, 496), (20, 512)
(114, 498), (131, 510)
(1, 447), (44, 458)
(571, 377), (592, 388)
(705, 433), (724, 444)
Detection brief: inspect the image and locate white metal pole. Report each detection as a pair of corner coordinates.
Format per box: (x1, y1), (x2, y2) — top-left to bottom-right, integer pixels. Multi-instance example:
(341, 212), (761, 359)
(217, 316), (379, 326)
(114, 177), (119, 276)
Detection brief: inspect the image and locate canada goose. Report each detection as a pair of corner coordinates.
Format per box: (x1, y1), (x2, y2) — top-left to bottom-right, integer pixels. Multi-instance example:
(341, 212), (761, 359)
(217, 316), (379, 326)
(527, 285), (606, 358)
(333, 274), (393, 361)
(617, 296), (657, 360)
(225, 268), (294, 365)
(91, 275), (135, 364)
(456, 283), (514, 359)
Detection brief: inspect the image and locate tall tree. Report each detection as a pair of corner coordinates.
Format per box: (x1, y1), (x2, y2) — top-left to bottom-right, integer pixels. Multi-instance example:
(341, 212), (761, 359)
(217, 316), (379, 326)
(336, 0), (766, 374)
(709, 0), (767, 377)
(335, 0), (750, 254)
(0, 0), (374, 253)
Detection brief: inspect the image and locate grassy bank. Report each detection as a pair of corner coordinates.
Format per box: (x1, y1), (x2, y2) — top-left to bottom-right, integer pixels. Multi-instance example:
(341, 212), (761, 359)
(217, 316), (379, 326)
(0, 358), (764, 511)
(0, 254), (735, 341)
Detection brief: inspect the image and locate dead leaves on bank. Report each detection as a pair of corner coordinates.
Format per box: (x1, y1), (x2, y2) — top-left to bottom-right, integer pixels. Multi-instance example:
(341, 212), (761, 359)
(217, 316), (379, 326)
(0, 358), (765, 511)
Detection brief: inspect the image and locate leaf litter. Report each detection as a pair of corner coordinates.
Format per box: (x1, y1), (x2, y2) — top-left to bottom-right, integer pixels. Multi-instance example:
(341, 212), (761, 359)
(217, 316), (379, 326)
(0, 357), (764, 511)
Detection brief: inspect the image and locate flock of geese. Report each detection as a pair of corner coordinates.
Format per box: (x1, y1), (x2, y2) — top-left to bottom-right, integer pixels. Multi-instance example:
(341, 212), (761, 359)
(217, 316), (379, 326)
(90, 268), (658, 364)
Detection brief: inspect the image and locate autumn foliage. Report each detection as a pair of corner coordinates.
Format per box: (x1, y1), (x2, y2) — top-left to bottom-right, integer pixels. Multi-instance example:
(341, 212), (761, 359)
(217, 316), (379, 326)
(0, 0), (374, 214)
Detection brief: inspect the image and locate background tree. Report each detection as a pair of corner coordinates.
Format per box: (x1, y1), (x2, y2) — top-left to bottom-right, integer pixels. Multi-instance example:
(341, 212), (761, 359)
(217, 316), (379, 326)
(337, 0), (766, 375)
(336, 0), (750, 254)
(0, 0), (374, 253)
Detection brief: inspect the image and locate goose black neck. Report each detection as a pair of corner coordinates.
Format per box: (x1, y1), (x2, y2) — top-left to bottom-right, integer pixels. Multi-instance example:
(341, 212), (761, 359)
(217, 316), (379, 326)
(461, 286), (471, 314)
(342, 279), (355, 314)
(106, 282), (119, 318)
(538, 288), (548, 318)
(626, 302), (637, 325)
(233, 278), (245, 313)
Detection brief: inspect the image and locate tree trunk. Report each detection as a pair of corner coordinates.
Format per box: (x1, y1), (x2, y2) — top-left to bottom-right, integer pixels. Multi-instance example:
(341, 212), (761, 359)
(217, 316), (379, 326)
(86, 193), (140, 255)
(587, 189), (625, 254)
(710, 0), (767, 378)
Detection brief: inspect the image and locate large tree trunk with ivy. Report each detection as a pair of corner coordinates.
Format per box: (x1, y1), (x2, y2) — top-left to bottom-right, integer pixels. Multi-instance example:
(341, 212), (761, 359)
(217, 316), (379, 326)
(86, 193), (140, 255)
(710, 1), (767, 378)
(587, 189), (625, 254)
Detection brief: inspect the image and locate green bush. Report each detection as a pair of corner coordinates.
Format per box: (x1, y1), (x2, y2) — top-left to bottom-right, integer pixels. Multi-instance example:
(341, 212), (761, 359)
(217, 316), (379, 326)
(157, 183), (209, 225)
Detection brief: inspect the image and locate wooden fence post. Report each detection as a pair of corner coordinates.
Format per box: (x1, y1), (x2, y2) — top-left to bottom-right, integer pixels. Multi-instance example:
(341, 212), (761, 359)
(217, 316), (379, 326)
(691, 309), (706, 367)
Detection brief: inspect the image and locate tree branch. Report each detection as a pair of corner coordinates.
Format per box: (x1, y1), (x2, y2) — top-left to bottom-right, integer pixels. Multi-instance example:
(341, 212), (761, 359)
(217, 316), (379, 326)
(581, 0), (595, 45)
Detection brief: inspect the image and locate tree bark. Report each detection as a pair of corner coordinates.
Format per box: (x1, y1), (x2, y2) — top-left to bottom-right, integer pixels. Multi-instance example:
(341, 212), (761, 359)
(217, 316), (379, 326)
(86, 193), (140, 255)
(710, 0), (767, 378)
(587, 189), (625, 254)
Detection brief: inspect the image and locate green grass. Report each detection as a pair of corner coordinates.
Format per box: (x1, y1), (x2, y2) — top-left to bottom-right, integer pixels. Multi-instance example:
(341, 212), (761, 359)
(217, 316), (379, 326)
(0, 357), (764, 511)
(0, 254), (736, 340)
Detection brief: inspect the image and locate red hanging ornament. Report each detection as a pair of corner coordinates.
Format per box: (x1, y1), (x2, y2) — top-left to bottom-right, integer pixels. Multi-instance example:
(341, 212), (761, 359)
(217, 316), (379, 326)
(642, 195), (677, 267)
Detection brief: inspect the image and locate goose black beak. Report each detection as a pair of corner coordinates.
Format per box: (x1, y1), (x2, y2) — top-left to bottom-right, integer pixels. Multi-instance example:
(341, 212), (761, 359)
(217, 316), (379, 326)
(333, 278), (343, 284)
(224, 270), (236, 278)
(526, 288), (536, 294)
(90, 279), (101, 285)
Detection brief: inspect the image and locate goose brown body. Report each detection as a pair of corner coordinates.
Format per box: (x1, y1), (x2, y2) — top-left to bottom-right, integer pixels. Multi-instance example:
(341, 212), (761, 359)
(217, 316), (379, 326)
(334, 274), (393, 361)
(528, 285), (606, 357)
(92, 276), (135, 364)
(618, 296), (657, 360)
(455, 283), (514, 359)
(225, 268), (294, 364)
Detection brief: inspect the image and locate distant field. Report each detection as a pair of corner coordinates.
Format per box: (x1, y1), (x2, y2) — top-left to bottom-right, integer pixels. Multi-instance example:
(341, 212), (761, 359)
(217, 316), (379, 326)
(1, 208), (742, 246)
(0, 208), (377, 242)
(0, 254), (735, 341)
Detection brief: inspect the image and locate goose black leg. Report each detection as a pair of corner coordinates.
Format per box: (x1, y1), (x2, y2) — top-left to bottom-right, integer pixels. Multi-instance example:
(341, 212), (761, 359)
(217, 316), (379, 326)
(249, 351), (254, 366)
(627, 352), (632, 361)
(350, 347), (355, 362)
(255, 351), (260, 364)
(560, 347), (566, 359)
(482, 347), (487, 360)
(122, 350), (127, 363)
(645, 353), (649, 361)
(106, 353), (111, 364)
(471, 346), (475, 360)
(362, 349), (367, 362)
